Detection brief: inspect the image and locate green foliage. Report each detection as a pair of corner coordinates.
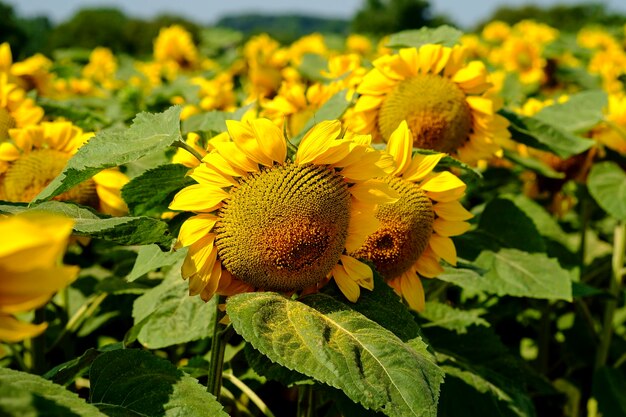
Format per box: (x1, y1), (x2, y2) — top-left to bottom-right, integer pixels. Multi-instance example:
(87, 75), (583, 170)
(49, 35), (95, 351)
(89, 349), (228, 416)
(386, 25), (463, 48)
(126, 244), (187, 282)
(35, 106), (183, 202)
(533, 90), (608, 134)
(352, 0), (452, 35)
(588, 162), (626, 220)
(291, 89), (351, 145)
(421, 302), (489, 334)
(227, 292), (444, 417)
(0, 368), (106, 416)
(593, 367), (626, 417)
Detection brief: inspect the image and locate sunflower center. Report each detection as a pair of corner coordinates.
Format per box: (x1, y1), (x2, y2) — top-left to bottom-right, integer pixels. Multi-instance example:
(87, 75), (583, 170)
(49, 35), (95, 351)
(0, 108), (16, 140)
(215, 163), (351, 291)
(353, 176), (433, 279)
(2, 149), (98, 205)
(377, 74), (473, 153)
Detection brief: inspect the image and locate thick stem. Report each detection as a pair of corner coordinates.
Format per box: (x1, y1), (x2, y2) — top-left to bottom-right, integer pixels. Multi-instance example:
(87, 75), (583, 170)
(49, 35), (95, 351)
(173, 139), (204, 163)
(594, 221), (626, 369)
(207, 295), (228, 397)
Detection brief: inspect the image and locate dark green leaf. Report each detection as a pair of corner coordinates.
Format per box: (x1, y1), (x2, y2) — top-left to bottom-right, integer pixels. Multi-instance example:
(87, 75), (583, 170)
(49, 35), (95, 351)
(593, 367), (626, 417)
(479, 198), (546, 253)
(35, 106), (183, 202)
(131, 259), (216, 349)
(534, 90), (607, 134)
(244, 344), (310, 386)
(588, 161), (626, 220)
(122, 164), (195, 217)
(387, 25), (463, 48)
(502, 109), (594, 158)
(438, 249), (573, 301)
(44, 348), (103, 387)
(291, 89), (351, 146)
(503, 149), (565, 179)
(421, 302), (488, 334)
(126, 245), (187, 282)
(227, 292), (444, 417)
(0, 368), (106, 417)
(89, 349), (228, 417)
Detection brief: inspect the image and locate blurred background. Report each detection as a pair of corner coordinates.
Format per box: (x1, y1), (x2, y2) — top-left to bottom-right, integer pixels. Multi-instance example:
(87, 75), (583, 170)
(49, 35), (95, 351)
(2, 0), (626, 59)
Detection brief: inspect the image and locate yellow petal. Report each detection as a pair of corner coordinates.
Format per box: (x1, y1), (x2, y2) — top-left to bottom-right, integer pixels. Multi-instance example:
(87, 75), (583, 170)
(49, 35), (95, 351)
(433, 219), (470, 237)
(400, 271), (425, 312)
(466, 96), (494, 116)
(182, 234), (216, 279)
(331, 263), (360, 302)
(434, 200), (473, 221)
(189, 246), (218, 296)
(350, 179), (399, 204)
(251, 119), (287, 163)
(178, 215), (218, 248)
(354, 95), (384, 112)
(414, 247), (444, 278)
(452, 61), (491, 94)
(0, 313), (47, 343)
(213, 141), (259, 173)
(401, 153), (444, 183)
(189, 163), (238, 187)
(345, 208), (380, 253)
(386, 120), (413, 176)
(340, 255), (373, 290)
(169, 184), (228, 212)
(0, 142), (21, 161)
(357, 68), (396, 95)
(227, 120), (274, 167)
(202, 152), (246, 178)
(295, 120), (342, 165)
(429, 235), (457, 266)
(421, 171), (466, 194)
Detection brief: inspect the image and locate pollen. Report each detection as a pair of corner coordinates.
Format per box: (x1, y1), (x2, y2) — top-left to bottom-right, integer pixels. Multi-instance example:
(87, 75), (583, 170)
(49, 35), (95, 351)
(377, 74), (473, 153)
(353, 176), (434, 279)
(2, 149), (98, 205)
(215, 163), (351, 291)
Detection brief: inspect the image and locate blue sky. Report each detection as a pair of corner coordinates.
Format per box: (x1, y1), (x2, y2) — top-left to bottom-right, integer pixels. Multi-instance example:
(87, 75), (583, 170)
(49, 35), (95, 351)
(6, 0), (626, 29)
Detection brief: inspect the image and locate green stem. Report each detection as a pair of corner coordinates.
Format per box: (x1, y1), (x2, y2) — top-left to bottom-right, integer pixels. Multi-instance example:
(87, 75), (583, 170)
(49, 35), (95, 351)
(31, 308), (47, 374)
(297, 385), (314, 417)
(223, 370), (276, 417)
(207, 295), (228, 397)
(536, 301), (551, 375)
(173, 140), (204, 162)
(8, 343), (28, 372)
(578, 189), (592, 271)
(594, 221), (626, 369)
(47, 293), (107, 353)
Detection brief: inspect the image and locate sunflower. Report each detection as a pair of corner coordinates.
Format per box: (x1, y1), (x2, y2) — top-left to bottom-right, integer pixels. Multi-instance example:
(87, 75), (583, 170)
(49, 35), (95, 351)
(0, 74), (44, 141)
(154, 25), (199, 71)
(169, 118), (398, 302)
(352, 121), (472, 311)
(0, 121), (129, 215)
(592, 94), (626, 154)
(0, 213), (78, 342)
(348, 44), (510, 165)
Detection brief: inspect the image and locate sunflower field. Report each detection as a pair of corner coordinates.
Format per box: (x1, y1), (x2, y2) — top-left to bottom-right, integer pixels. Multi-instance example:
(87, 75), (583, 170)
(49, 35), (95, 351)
(1, 17), (626, 417)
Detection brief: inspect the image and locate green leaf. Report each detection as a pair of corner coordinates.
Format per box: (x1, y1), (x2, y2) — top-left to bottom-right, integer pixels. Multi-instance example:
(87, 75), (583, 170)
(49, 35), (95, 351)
(291, 89), (351, 146)
(298, 53), (329, 82)
(479, 198), (546, 253)
(502, 109), (595, 158)
(593, 367), (626, 417)
(438, 249), (573, 301)
(131, 259), (216, 349)
(227, 292), (444, 417)
(588, 162), (626, 220)
(0, 368), (106, 417)
(127, 245), (187, 282)
(89, 349), (228, 417)
(122, 164), (195, 216)
(0, 201), (172, 247)
(387, 25), (463, 48)
(420, 302), (488, 334)
(503, 149), (565, 179)
(534, 90), (607, 133)
(44, 348), (103, 387)
(34, 106), (183, 202)
(244, 344), (310, 386)
(181, 110), (228, 134)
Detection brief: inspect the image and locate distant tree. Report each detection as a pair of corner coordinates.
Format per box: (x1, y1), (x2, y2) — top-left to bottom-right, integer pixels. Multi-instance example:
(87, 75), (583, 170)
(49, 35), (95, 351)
(351, 0), (453, 35)
(0, 2), (28, 56)
(476, 2), (626, 32)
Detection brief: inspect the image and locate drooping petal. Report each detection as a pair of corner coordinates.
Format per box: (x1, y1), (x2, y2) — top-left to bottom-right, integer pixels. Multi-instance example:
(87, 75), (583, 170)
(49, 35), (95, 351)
(331, 263), (360, 302)
(0, 313), (47, 342)
(340, 255), (373, 291)
(429, 235), (457, 266)
(177, 215), (218, 248)
(433, 200), (473, 221)
(414, 247), (444, 278)
(386, 120), (413, 176)
(399, 271), (425, 312)
(433, 219), (471, 237)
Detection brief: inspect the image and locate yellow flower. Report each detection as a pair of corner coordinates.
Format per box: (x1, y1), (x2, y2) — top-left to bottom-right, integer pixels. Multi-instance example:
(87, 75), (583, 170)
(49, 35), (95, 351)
(242, 34), (290, 98)
(0, 74), (44, 141)
(288, 33), (328, 65)
(352, 121), (472, 311)
(0, 213), (78, 342)
(0, 121), (129, 215)
(169, 118), (398, 303)
(482, 21), (511, 43)
(154, 25), (199, 70)
(349, 44), (510, 164)
(346, 34), (373, 56)
(592, 94), (626, 154)
(10, 53), (54, 95)
(489, 37), (547, 85)
(82, 47), (119, 89)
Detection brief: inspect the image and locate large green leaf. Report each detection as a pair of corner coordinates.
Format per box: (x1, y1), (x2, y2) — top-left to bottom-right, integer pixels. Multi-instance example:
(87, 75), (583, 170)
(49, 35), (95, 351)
(126, 244), (187, 282)
(420, 302), (488, 334)
(502, 109), (594, 158)
(121, 164), (195, 216)
(227, 292), (444, 417)
(593, 367), (626, 417)
(387, 25), (463, 48)
(131, 259), (216, 349)
(35, 106), (183, 202)
(89, 349), (228, 417)
(534, 90), (607, 133)
(181, 110), (228, 134)
(0, 368), (106, 417)
(479, 198), (546, 253)
(438, 249), (573, 301)
(588, 161), (626, 220)
(0, 201), (172, 247)
(291, 89), (351, 146)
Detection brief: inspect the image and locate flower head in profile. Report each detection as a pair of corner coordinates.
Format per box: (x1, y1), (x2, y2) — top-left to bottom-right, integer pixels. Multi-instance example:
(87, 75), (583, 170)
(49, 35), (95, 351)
(0, 121), (129, 215)
(0, 74), (44, 140)
(0, 213), (78, 342)
(348, 44), (510, 165)
(169, 118), (398, 302)
(352, 122), (472, 311)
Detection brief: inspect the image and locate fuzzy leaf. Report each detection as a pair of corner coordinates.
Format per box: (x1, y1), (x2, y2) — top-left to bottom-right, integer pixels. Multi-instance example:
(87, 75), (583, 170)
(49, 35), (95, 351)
(421, 302), (489, 334)
(387, 25), (463, 48)
(534, 90), (607, 134)
(35, 106), (183, 202)
(227, 292), (444, 417)
(588, 162), (626, 220)
(126, 245), (187, 282)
